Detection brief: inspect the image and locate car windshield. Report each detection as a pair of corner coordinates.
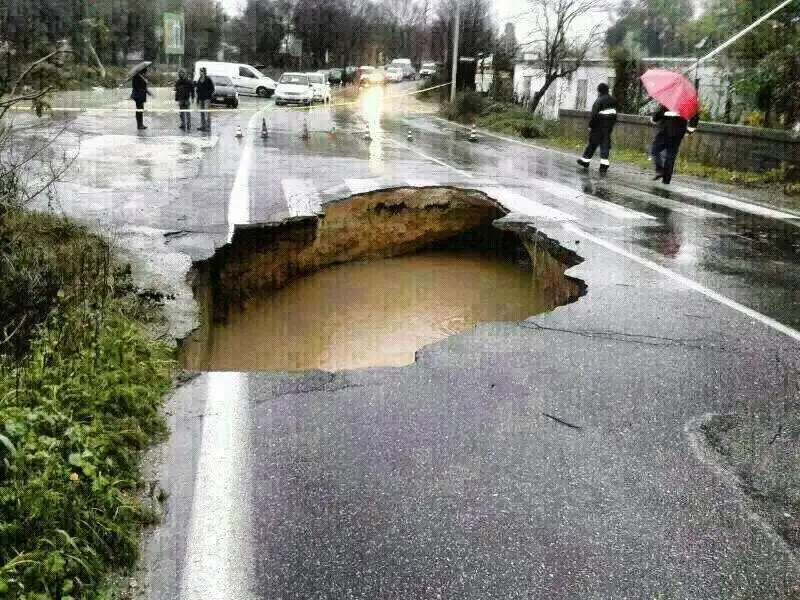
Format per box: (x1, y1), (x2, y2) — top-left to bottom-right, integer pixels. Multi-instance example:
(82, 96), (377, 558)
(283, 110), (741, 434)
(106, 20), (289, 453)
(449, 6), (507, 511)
(422, 63), (436, 69)
(360, 67), (374, 73)
(307, 75), (324, 84)
(210, 75), (232, 85)
(279, 74), (308, 85)
(387, 68), (401, 73)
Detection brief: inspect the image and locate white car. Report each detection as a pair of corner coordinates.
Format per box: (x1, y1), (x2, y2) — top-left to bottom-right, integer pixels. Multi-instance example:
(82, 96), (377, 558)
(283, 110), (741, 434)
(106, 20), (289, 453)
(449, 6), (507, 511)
(193, 60), (276, 98)
(307, 72), (332, 103)
(274, 72), (314, 106)
(420, 62), (438, 77)
(385, 67), (403, 83)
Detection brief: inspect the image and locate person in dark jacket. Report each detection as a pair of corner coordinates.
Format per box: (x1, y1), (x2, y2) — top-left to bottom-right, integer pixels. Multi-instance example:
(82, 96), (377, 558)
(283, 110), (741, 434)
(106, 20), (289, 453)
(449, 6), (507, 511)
(577, 82), (617, 174)
(131, 68), (153, 130)
(174, 69), (195, 131)
(194, 67), (215, 131)
(650, 104), (700, 184)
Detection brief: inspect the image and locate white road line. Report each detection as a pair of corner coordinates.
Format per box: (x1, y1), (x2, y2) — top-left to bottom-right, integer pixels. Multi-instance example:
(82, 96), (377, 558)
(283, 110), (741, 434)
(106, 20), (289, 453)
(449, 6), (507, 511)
(670, 185), (800, 221)
(226, 110), (265, 242)
(610, 183), (731, 219)
(478, 186), (576, 222)
(283, 178), (322, 216)
(530, 177), (657, 221)
(388, 137), (474, 178)
(562, 222), (800, 343)
(181, 372), (254, 600)
(182, 111), (268, 599)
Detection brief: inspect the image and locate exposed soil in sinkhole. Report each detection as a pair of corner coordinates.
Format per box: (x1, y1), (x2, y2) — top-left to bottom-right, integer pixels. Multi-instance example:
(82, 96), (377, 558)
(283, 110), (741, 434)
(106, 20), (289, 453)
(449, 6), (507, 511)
(180, 186), (586, 371)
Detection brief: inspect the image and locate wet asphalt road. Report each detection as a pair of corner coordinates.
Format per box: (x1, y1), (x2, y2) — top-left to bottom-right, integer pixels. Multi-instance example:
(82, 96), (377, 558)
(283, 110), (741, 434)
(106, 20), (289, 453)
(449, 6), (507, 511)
(18, 84), (800, 598)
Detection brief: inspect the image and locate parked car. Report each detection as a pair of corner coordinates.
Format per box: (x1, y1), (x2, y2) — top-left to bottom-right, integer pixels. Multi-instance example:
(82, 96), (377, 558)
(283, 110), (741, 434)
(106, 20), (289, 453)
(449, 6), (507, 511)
(419, 62), (438, 77)
(385, 67), (404, 83)
(307, 72), (332, 103)
(389, 58), (417, 80)
(208, 75), (239, 108)
(193, 60), (276, 98)
(274, 72), (313, 106)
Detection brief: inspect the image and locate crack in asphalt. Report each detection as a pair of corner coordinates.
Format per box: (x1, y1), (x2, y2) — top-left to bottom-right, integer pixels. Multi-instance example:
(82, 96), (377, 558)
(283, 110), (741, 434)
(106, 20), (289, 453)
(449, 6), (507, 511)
(520, 320), (736, 352)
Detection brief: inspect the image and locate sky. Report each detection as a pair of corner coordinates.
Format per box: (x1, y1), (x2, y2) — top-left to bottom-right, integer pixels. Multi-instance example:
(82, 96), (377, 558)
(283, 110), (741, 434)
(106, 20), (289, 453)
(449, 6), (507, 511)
(216, 0), (617, 43)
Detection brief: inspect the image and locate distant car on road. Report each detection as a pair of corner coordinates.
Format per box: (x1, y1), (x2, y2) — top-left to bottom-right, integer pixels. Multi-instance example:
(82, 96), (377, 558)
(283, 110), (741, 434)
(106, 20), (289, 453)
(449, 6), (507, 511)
(389, 58), (417, 80)
(358, 66), (385, 87)
(307, 72), (332, 103)
(208, 75), (239, 108)
(193, 60), (276, 98)
(274, 72), (313, 106)
(419, 62), (438, 77)
(385, 67), (404, 83)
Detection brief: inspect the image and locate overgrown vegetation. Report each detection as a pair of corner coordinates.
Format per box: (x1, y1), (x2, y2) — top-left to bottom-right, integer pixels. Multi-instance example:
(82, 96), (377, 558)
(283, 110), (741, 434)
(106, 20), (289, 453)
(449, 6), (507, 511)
(442, 90), (552, 139)
(0, 122), (175, 597)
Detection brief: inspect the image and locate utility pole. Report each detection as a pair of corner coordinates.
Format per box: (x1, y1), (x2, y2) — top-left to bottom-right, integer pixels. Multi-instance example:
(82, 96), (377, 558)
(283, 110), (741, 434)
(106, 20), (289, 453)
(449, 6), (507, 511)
(683, 0), (797, 75)
(450, 0), (460, 102)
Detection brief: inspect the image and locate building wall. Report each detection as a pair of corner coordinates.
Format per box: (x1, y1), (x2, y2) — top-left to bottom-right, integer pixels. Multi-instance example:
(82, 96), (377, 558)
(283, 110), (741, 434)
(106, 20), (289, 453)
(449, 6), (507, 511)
(513, 57), (731, 121)
(557, 109), (800, 172)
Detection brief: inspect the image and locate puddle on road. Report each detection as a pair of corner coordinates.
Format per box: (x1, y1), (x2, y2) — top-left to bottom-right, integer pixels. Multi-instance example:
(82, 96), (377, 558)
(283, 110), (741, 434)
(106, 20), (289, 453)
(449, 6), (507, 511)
(180, 187), (585, 371)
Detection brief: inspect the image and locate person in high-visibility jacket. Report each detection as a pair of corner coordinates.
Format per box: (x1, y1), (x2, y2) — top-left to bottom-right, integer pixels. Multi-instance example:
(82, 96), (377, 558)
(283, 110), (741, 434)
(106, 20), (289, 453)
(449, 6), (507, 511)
(650, 104), (700, 184)
(577, 83), (617, 174)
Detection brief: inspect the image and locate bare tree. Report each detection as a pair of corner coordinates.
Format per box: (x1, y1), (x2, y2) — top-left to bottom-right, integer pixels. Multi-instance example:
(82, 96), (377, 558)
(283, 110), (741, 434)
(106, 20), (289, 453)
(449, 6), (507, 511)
(522, 0), (604, 114)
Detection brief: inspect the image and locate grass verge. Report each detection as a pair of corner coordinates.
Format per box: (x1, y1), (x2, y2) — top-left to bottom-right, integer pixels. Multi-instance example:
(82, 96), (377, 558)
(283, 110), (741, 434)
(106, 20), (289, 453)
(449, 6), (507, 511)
(0, 205), (176, 599)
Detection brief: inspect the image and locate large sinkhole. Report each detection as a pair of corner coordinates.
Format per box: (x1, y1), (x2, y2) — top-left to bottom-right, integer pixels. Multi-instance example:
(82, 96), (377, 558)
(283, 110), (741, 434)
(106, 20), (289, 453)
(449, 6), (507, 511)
(180, 187), (585, 371)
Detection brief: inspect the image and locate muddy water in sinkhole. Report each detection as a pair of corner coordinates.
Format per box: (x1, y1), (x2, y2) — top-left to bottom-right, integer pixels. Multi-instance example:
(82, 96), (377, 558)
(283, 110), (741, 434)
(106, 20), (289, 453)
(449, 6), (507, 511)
(181, 249), (560, 371)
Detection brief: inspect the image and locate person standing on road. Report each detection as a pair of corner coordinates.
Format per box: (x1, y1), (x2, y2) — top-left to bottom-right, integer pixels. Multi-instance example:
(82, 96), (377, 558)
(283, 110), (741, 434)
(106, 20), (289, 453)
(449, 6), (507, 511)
(174, 69), (195, 131)
(131, 68), (153, 130)
(650, 103), (700, 184)
(576, 83), (617, 175)
(195, 67), (215, 131)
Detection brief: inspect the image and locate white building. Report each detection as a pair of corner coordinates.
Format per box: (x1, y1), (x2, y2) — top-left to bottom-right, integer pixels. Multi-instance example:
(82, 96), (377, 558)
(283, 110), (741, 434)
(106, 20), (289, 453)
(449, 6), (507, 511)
(512, 52), (729, 119)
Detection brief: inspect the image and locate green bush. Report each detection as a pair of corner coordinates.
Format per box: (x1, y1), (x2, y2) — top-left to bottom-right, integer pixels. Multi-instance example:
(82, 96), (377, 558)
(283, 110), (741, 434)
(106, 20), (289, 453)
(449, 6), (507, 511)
(443, 89), (486, 122)
(0, 205), (175, 599)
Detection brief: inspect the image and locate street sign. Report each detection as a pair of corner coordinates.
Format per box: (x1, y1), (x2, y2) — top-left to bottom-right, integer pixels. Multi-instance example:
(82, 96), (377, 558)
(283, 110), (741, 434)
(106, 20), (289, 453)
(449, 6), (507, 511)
(163, 12), (184, 56)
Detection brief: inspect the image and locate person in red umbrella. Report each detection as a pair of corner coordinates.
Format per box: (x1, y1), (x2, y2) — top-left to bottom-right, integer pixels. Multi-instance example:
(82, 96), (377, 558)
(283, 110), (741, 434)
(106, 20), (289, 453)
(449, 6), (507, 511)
(649, 103), (699, 184)
(576, 82), (617, 175)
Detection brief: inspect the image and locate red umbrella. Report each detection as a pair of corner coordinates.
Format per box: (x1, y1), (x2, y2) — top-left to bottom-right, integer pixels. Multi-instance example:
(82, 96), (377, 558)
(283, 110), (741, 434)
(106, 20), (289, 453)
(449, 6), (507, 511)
(640, 68), (699, 120)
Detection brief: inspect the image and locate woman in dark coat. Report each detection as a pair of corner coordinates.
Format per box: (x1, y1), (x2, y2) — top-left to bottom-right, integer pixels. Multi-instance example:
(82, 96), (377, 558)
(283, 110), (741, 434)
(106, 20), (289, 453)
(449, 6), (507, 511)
(131, 67), (153, 130)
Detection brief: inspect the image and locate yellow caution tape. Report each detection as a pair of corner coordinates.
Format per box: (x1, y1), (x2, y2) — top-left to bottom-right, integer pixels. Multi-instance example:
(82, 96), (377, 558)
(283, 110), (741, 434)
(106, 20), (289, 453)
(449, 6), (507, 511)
(3, 82), (452, 114)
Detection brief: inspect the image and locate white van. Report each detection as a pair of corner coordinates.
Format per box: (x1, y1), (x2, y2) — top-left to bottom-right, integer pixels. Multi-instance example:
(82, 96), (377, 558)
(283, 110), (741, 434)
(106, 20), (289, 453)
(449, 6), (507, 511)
(193, 61), (277, 98)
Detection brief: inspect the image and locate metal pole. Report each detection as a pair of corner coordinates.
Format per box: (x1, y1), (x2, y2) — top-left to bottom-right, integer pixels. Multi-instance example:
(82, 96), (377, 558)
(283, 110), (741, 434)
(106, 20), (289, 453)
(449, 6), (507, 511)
(450, 0), (460, 102)
(683, 0), (796, 75)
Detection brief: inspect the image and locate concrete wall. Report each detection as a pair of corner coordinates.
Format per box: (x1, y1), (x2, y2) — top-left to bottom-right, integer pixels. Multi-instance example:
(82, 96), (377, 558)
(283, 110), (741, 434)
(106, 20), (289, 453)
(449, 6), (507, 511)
(557, 109), (800, 172)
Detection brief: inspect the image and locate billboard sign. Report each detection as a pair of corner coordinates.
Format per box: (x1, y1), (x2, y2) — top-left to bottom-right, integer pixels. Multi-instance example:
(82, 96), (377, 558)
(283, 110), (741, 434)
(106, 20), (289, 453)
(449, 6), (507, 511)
(163, 12), (184, 56)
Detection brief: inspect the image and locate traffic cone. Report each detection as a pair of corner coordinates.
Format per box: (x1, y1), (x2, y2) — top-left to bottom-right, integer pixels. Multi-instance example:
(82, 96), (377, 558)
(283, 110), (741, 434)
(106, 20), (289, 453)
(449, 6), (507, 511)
(260, 118), (268, 138)
(407, 129), (413, 141)
(235, 125), (243, 139)
(469, 122), (478, 142)
(363, 124), (372, 141)
(300, 118), (310, 140)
